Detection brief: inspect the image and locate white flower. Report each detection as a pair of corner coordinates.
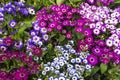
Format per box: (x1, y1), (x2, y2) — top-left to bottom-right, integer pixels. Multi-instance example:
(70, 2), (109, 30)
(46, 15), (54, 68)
(28, 7), (35, 15)
(111, 34), (119, 39)
(75, 58), (81, 63)
(85, 65), (91, 70)
(113, 39), (119, 47)
(114, 48), (120, 54)
(71, 58), (76, 63)
(48, 76), (54, 80)
(106, 39), (113, 47)
(116, 28), (120, 35)
(59, 77), (65, 80)
(93, 28), (100, 35)
(50, 66), (54, 71)
(20, 0), (25, 3)
(42, 71), (46, 75)
(109, 25), (116, 30)
(89, 23), (95, 29)
(72, 76), (78, 80)
(34, 25), (40, 30)
(82, 59), (88, 64)
(44, 67), (50, 72)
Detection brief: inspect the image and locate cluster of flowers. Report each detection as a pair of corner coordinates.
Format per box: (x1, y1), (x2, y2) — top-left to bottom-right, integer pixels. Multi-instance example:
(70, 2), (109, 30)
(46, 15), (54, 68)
(0, 37), (40, 79)
(78, 3), (120, 66)
(36, 4), (83, 39)
(38, 41), (91, 80)
(0, 1), (35, 28)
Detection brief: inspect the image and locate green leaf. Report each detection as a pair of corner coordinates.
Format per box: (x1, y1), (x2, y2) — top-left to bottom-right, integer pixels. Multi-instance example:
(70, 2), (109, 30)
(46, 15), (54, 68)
(91, 66), (100, 76)
(56, 0), (65, 5)
(100, 63), (108, 74)
(58, 35), (65, 42)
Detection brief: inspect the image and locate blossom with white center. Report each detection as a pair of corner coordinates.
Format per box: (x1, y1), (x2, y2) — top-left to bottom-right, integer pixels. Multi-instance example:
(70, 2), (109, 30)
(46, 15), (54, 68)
(109, 25), (116, 30)
(113, 39), (119, 47)
(42, 70), (46, 75)
(72, 76), (78, 80)
(49, 76), (54, 80)
(40, 27), (47, 34)
(59, 77), (65, 80)
(85, 65), (91, 70)
(32, 36), (40, 43)
(70, 49), (76, 53)
(89, 23), (95, 29)
(76, 58), (81, 63)
(71, 58), (76, 63)
(54, 70), (60, 74)
(28, 7), (35, 15)
(38, 41), (43, 47)
(114, 48), (120, 54)
(9, 20), (17, 28)
(34, 25), (40, 30)
(93, 28), (100, 35)
(110, 34), (119, 39)
(101, 27), (106, 32)
(106, 39), (113, 47)
(44, 67), (50, 72)
(42, 34), (49, 41)
(83, 59), (88, 64)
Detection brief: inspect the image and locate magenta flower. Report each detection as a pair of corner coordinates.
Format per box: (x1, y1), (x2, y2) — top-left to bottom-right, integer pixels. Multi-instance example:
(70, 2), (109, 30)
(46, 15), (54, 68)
(3, 37), (13, 46)
(92, 46), (102, 56)
(83, 28), (92, 36)
(32, 47), (42, 56)
(66, 32), (72, 39)
(13, 67), (29, 80)
(87, 54), (98, 66)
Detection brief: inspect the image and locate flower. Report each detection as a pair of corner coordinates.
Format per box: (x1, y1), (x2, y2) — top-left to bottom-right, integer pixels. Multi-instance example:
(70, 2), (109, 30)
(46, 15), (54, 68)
(32, 47), (42, 56)
(8, 20), (17, 28)
(28, 7), (35, 15)
(87, 54), (98, 66)
(13, 67), (29, 80)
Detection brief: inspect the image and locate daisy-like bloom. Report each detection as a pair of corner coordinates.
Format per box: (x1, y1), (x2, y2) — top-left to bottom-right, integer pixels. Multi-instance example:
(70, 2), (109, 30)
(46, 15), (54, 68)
(14, 40), (23, 49)
(106, 39), (113, 47)
(30, 30), (37, 36)
(13, 67), (29, 80)
(93, 28), (100, 35)
(83, 28), (92, 36)
(87, 54), (98, 66)
(85, 36), (94, 44)
(32, 46), (42, 56)
(8, 20), (17, 28)
(40, 27), (47, 34)
(92, 46), (102, 56)
(113, 39), (119, 47)
(38, 21), (47, 27)
(49, 22), (57, 28)
(28, 7), (35, 15)
(32, 36), (40, 44)
(3, 37), (13, 46)
(42, 34), (49, 41)
(66, 32), (72, 39)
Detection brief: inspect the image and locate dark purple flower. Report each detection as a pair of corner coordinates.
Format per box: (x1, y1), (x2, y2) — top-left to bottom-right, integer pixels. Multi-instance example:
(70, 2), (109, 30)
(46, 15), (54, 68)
(3, 37), (13, 47)
(8, 20), (17, 28)
(32, 47), (42, 56)
(14, 1), (25, 7)
(86, 0), (96, 5)
(96, 40), (106, 47)
(87, 54), (98, 66)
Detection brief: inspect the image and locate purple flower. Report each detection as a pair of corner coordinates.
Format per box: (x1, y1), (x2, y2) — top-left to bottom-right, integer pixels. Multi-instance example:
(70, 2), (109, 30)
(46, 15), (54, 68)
(83, 28), (92, 36)
(38, 21), (47, 28)
(20, 7), (29, 16)
(49, 22), (58, 28)
(87, 54), (98, 66)
(13, 67), (29, 80)
(40, 27), (47, 34)
(8, 20), (17, 28)
(86, 0), (96, 5)
(92, 46), (102, 56)
(96, 40), (106, 47)
(3, 37), (13, 47)
(85, 36), (94, 44)
(31, 46), (42, 56)
(14, 40), (23, 50)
